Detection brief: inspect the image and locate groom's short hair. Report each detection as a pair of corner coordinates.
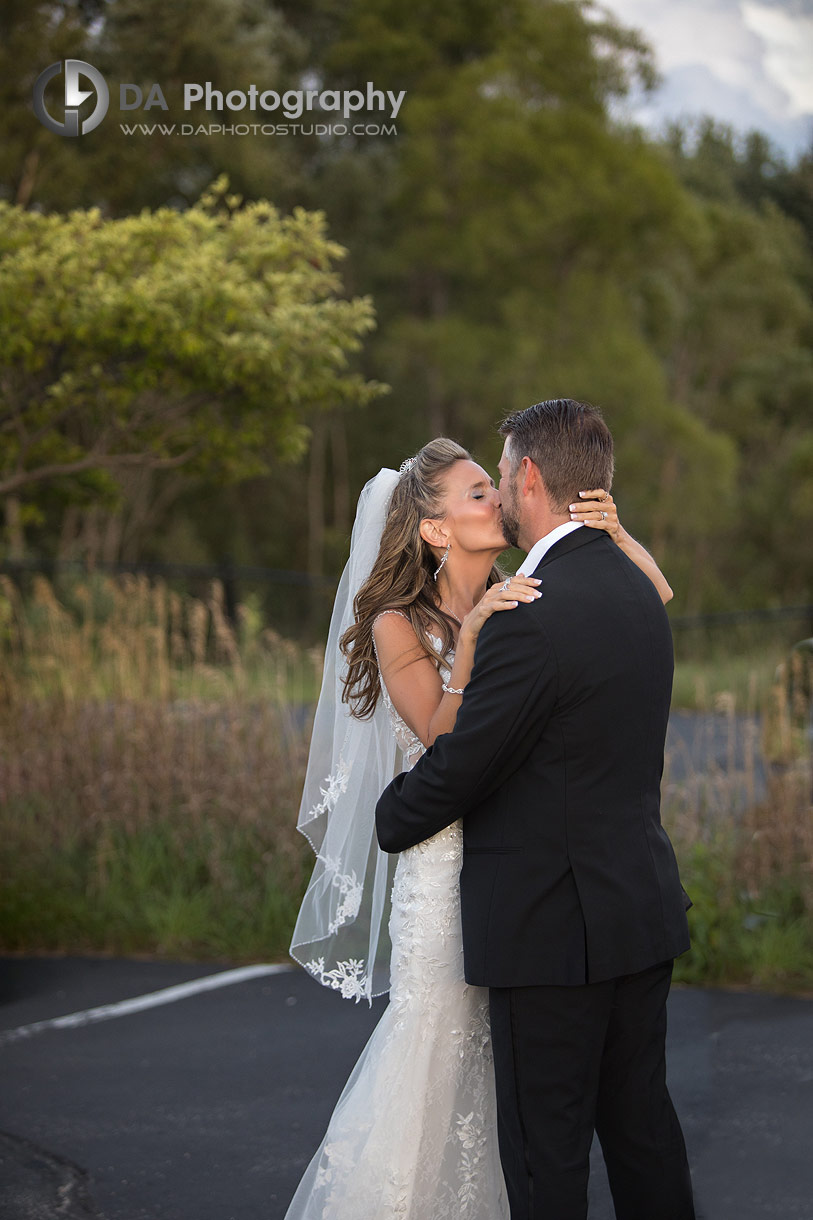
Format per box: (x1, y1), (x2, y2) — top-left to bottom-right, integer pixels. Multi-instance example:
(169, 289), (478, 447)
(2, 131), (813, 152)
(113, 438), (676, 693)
(499, 399), (614, 513)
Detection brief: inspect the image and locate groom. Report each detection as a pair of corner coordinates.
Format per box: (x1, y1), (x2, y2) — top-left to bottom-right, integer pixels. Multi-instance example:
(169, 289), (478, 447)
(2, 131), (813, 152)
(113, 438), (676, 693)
(376, 399), (695, 1220)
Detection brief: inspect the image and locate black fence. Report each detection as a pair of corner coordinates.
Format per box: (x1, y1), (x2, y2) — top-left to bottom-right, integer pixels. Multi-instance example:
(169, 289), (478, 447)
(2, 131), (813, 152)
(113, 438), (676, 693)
(1, 556), (811, 651)
(670, 604), (813, 664)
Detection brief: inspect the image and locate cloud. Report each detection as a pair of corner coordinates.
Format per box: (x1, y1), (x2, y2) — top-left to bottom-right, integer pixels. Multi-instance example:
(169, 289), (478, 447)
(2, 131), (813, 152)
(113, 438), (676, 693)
(742, 0), (813, 114)
(604, 0), (813, 155)
(748, 0), (813, 15)
(629, 60), (813, 149)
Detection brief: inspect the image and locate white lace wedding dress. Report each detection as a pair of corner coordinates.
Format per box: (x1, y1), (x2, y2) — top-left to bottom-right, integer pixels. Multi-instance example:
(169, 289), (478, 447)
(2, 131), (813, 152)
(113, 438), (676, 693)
(283, 621), (508, 1219)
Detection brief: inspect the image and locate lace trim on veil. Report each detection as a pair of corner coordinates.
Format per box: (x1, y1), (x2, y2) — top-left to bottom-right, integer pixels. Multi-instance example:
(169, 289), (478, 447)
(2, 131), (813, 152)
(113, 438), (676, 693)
(294, 610), (452, 1004)
(290, 469), (403, 1004)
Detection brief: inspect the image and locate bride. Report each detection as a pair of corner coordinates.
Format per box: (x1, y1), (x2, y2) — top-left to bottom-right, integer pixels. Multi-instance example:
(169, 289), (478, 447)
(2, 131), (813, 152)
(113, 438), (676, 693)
(285, 437), (673, 1219)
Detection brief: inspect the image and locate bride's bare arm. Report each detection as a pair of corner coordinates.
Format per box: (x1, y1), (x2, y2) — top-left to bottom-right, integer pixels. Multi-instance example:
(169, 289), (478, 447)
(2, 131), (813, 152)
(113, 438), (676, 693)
(570, 489), (674, 604)
(373, 613), (469, 748)
(613, 527), (673, 603)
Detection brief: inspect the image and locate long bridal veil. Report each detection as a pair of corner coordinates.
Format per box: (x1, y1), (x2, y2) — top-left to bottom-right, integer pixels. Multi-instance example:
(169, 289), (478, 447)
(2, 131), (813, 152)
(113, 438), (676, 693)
(290, 467), (402, 1004)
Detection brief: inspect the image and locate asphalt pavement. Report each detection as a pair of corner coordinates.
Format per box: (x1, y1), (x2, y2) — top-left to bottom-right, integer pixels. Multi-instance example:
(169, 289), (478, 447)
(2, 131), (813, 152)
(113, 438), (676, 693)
(1, 956), (812, 1219)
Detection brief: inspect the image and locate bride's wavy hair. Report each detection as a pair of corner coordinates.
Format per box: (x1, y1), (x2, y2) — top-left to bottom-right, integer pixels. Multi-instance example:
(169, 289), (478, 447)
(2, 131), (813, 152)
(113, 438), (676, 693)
(340, 438), (504, 719)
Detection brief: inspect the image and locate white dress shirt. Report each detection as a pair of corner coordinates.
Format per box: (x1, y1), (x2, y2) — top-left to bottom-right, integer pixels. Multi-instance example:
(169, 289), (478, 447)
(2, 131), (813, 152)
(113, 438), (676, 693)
(516, 521), (583, 576)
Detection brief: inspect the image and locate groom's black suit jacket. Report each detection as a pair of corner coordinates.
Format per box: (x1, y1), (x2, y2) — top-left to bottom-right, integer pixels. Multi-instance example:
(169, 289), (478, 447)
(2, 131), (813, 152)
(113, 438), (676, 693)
(375, 527), (690, 987)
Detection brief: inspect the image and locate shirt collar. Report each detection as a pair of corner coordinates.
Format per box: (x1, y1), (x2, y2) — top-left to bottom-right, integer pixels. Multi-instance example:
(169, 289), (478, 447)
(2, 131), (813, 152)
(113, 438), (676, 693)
(517, 521), (584, 576)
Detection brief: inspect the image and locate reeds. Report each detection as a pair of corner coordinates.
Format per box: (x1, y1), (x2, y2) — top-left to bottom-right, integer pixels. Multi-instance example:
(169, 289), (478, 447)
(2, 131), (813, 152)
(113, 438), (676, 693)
(0, 571), (321, 704)
(665, 649), (813, 990)
(1, 574), (811, 988)
(0, 573), (320, 959)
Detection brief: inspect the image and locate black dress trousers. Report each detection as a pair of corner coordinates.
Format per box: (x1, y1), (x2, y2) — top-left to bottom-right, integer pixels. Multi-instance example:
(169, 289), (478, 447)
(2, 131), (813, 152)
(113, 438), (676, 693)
(488, 960), (695, 1220)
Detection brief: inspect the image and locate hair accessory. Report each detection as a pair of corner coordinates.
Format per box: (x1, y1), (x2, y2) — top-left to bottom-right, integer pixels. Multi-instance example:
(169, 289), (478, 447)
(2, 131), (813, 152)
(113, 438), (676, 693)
(398, 455), (418, 477)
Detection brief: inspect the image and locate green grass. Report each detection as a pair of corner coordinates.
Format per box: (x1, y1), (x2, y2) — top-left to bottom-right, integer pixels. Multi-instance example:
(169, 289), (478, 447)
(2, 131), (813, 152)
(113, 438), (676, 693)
(671, 654), (777, 713)
(670, 614), (811, 712)
(0, 805), (310, 961)
(673, 837), (813, 992)
(5, 811), (811, 992)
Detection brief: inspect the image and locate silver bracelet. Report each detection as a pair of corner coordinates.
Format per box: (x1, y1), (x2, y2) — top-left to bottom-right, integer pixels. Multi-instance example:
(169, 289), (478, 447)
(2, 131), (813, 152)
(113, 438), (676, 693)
(442, 682), (465, 696)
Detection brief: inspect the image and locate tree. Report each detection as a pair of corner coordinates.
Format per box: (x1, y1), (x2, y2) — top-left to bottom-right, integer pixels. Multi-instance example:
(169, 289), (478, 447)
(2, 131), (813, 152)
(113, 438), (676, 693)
(284, 0), (734, 581)
(0, 0), (306, 216)
(659, 123), (813, 607)
(287, 2), (810, 611)
(0, 1), (111, 210)
(0, 177), (383, 556)
(3, 1), (810, 613)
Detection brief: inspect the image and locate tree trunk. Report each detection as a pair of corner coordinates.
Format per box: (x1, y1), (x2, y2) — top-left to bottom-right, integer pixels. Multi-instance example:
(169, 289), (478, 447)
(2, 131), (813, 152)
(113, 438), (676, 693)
(122, 471), (187, 564)
(332, 415), (350, 536)
(117, 467), (152, 564)
(77, 507), (103, 567)
(686, 537), (707, 616)
(101, 510), (125, 566)
(4, 496), (25, 560)
(57, 506), (81, 561)
(426, 363), (446, 438)
(307, 419), (327, 630)
(15, 150), (40, 209)
(424, 272), (449, 436)
(651, 448), (679, 559)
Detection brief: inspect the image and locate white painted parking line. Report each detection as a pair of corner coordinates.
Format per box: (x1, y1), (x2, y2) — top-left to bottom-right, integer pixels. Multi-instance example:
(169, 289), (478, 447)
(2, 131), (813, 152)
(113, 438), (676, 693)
(0, 963), (294, 1046)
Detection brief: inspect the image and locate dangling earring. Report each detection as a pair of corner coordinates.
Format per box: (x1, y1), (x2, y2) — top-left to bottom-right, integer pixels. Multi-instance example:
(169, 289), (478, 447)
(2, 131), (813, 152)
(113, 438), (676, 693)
(433, 542), (450, 581)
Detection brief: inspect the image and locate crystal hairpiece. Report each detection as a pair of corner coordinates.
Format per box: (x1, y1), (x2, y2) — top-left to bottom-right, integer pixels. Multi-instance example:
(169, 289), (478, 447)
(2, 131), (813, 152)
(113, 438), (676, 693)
(398, 455), (418, 476)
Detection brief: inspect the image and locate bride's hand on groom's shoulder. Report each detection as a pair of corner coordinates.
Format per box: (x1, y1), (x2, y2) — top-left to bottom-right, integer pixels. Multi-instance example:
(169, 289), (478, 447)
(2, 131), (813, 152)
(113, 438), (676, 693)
(570, 489), (673, 603)
(461, 576), (543, 644)
(569, 488), (621, 543)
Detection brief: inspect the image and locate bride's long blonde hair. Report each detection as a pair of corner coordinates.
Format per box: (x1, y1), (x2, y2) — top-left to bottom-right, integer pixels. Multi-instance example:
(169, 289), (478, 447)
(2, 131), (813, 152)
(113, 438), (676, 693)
(340, 438), (503, 719)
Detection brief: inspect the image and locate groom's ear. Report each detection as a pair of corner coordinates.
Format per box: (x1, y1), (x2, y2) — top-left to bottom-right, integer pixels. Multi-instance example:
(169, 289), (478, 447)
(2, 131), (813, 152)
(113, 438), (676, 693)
(519, 456), (540, 496)
(419, 517), (448, 547)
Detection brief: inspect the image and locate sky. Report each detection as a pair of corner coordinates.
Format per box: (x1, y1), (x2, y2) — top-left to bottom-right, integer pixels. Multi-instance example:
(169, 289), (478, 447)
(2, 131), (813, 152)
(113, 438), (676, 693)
(604, 0), (813, 158)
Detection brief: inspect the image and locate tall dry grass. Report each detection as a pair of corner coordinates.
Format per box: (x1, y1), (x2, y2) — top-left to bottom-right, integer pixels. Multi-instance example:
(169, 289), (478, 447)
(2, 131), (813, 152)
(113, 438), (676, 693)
(0, 573), (320, 959)
(0, 571), (320, 703)
(0, 573), (811, 989)
(665, 648), (813, 990)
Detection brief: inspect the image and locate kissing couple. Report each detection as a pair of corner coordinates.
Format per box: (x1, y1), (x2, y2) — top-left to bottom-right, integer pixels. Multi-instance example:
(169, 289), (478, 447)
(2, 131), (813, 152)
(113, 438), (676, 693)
(285, 399), (696, 1220)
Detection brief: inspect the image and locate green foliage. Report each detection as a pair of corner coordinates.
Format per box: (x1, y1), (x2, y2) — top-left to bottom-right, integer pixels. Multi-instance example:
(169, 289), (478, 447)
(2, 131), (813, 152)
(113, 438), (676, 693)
(0, 0), (304, 213)
(0, 178), (383, 508)
(309, 0), (747, 596)
(0, 1), (102, 210)
(674, 838), (813, 991)
(656, 128), (813, 608)
(291, 6), (812, 611)
(0, 810), (310, 960)
(1, 1), (811, 611)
